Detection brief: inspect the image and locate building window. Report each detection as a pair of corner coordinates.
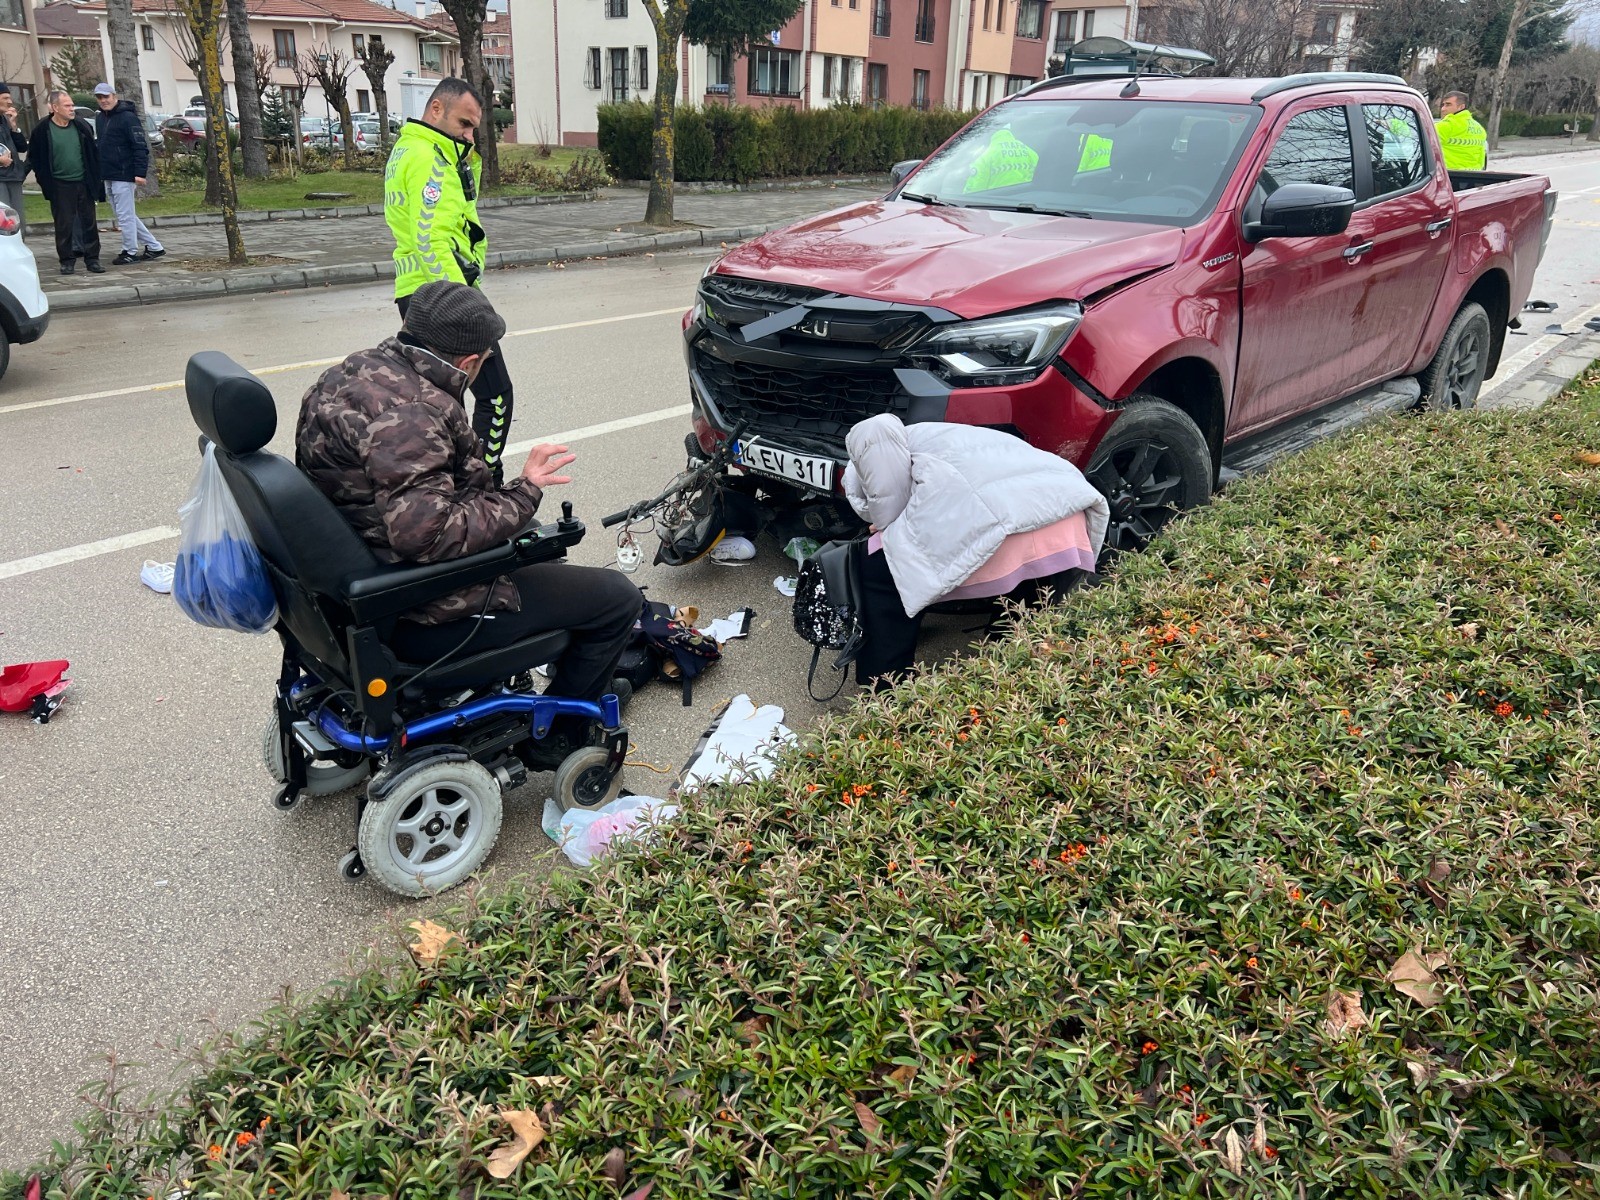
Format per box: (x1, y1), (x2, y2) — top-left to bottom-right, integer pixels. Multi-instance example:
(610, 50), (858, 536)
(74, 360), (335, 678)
(873, 0), (891, 36)
(1052, 10), (1076, 52)
(141, 25), (156, 51)
(636, 46), (650, 92)
(822, 54), (834, 97)
(0, 0), (23, 29)
(274, 29), (297, 68)
(996, 0), (1007, 33)
(1312, 12), (1338, 41)
(866, 61), (887, 105)
(585, 46), (601, 89)
(148, 80), (162, 107)
(1005, 74), (1031, 93)
(352, 32), (366, 54)
(982, 0), (991, 29)
(706, 46), (731, 92)
(610, 47), (629, 100)
(1083, 10), (1094, 37)
(421, 41), (443, 71)
(357, 88), (370, 110)
(912, 68), (929, 109)
(606, 0), (627, 16)
(849, 0), (859, 9)
(915, 0), (935, 41)
(748, 47), (801, 96)
(1016, 0), (1045, 39)
(283, 85), (302, 107)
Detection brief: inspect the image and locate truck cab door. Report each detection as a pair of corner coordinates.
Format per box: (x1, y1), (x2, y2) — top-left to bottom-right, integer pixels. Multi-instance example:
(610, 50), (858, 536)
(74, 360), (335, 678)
(1343, 100), (1455, 383)
(1234, 102), (1371, 434)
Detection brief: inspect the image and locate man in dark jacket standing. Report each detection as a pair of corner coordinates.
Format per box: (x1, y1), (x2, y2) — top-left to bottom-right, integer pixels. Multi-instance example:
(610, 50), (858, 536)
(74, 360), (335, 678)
(296, 281), (642, 762)
(92, 82), (163, 264)
(0, 84), (28, 235)
(28, 89), (104, 274)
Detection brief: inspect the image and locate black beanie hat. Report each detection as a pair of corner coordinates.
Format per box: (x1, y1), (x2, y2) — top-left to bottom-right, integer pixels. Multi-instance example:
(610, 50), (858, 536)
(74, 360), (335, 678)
(402, 281), (506, 357)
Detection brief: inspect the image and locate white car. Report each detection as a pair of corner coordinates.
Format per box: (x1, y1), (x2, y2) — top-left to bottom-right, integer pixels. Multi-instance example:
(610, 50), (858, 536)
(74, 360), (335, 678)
(0, 201), (49, 384)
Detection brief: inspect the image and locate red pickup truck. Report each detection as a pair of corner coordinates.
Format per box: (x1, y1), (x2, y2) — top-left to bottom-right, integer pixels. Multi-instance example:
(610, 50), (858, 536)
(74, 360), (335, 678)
(682, 72), (1555, 553)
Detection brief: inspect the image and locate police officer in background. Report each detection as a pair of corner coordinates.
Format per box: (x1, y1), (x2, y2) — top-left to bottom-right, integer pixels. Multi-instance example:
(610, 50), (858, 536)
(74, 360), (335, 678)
(383, 77), (516, 481)
(1435, 91), (1488, 171)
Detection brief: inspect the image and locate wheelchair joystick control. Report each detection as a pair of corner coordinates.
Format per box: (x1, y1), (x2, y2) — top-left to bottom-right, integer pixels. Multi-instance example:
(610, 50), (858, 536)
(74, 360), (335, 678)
(558, 501), (578, 532)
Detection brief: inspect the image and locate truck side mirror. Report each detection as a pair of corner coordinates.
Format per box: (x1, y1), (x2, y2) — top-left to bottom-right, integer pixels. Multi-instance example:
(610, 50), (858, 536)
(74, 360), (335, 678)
(889, 159), (922, 186)
(1244, 183), (1356, 241)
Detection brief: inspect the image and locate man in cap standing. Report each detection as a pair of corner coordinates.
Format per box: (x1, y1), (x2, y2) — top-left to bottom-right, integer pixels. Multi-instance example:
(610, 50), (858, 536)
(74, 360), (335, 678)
(296, 281), (642, 760)
(92, 82), (164, 264)
(0, 84), (29, 234)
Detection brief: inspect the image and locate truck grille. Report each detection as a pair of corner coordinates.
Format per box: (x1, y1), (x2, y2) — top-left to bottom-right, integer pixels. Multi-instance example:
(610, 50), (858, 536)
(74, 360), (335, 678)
(692, 348), (909, 442)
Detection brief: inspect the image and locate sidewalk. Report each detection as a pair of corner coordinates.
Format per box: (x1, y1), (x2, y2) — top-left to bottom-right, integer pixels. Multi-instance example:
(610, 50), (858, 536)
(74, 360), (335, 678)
(31, 184), (886, 312)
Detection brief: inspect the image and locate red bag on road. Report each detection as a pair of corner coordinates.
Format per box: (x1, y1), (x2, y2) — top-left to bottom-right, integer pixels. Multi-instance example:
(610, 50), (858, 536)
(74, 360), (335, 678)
(0, 659), (71, 722)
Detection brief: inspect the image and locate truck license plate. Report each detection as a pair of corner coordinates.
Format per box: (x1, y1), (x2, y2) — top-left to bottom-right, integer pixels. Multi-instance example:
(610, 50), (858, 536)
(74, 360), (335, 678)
(736, 440), (835, 491)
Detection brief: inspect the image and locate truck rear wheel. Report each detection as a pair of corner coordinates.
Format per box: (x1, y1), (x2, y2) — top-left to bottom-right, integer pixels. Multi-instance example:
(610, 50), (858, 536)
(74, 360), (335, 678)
(1418, 301), (1491, 411)
(1084, 395), (1213, 559)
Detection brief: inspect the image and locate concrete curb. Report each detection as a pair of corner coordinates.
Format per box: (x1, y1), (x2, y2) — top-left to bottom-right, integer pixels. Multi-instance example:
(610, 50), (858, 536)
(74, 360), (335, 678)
(20, 190), (600, 241)
(45, 221), (784, 312)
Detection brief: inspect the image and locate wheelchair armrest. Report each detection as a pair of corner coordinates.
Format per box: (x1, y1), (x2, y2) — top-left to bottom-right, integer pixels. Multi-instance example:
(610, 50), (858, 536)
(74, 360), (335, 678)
(340, 518), (586, 623)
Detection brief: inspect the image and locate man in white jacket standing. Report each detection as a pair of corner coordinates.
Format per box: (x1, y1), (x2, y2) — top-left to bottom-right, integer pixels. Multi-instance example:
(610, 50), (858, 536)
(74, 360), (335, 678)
(841, 414), (1109, 686)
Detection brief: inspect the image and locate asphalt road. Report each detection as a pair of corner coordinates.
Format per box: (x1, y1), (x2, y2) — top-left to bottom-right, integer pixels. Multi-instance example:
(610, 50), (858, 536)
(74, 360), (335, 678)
(3, 148), (1598, 1168)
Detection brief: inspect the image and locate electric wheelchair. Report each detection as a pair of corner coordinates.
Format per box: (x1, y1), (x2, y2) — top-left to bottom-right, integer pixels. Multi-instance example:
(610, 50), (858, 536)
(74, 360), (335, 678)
(186, 352), (629, 898)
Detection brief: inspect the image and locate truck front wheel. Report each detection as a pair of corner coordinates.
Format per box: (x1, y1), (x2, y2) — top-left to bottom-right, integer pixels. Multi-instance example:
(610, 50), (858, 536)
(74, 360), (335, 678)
(1084, 395), (1213, 559)
(1418, 301), (1491, 411)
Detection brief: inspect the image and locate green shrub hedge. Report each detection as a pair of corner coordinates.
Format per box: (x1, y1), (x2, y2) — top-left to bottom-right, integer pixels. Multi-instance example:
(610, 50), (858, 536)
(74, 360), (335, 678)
(1497, 110), (1594, 138)
(5, 373), (1600, 1198)
(597, 102), (973, 183)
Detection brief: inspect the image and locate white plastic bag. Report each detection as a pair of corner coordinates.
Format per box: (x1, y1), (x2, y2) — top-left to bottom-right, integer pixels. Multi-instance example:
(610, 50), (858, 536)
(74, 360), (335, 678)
(172, 444), (279, 634)
(541, 795), (679, 868)
(679, 694), (794, 794)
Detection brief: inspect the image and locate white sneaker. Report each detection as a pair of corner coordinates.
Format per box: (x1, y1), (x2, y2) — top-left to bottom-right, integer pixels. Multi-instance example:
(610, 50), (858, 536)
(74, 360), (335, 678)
(711, 535), (756, 564)
(140, 560), (175, 594)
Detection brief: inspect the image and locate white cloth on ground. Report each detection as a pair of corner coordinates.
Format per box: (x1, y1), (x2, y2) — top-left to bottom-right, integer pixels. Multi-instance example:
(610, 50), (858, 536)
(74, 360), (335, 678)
(680, 693), (793, 793)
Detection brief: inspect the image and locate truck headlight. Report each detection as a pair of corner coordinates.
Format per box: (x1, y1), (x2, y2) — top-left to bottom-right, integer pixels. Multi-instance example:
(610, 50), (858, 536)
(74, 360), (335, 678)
(912, 303), (1082, 385)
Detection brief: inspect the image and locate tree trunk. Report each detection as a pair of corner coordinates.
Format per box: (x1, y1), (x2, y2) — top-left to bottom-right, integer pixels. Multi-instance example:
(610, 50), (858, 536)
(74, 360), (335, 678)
(226, 0), (269, 178)
(339, 100), (356, 170)
(1485, 0), (1532, 152)
(105, 0), (157, 196)
(1589, 77), (1599, 142)
(204, 129), (222, 206)
(464, 36), (500, 189)
(643, 34), (681, 227)
(195, 4), (246, 263)
(375, 89), (391, 153)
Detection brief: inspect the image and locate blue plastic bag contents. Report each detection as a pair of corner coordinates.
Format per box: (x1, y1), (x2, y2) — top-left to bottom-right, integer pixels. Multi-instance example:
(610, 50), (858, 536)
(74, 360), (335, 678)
(172, 444), (279, 634)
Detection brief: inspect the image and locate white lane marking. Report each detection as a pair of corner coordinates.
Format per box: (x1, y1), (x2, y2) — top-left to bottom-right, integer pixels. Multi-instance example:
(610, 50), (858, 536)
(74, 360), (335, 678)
(0, 307), (688, 417)
(0, 403), (694, 581)
(0, 526), (182, 581)
(1483, 298), (1600, 397)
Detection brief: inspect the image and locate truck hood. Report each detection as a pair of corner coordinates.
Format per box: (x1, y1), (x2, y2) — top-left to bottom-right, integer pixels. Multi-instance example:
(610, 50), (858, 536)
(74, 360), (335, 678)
(713, 199), (1187, 318)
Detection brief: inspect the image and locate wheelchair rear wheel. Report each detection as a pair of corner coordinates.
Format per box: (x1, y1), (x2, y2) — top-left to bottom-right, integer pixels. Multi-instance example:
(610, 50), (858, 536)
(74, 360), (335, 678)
(357, 759), (503, 897)
(553, 746), (624, 812)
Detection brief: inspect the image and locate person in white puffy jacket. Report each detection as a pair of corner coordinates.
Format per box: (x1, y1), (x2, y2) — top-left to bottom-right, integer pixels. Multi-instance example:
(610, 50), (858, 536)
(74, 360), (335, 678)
(841, 414), (1111, 687)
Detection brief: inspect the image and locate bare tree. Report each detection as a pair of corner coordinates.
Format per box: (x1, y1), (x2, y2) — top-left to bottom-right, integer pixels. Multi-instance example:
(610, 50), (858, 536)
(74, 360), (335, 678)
(225, 0), (268, 177)
(356, 36), (396, 153)
(1486, 0), (1536, 149)
(173, 0), (246, 263)
(1139, 0), (1321, 76)
(435, 0), (501, 190)
(252, 42), (274, 107)
(301, 47), (358, 168)
(288, 51), (309, 168)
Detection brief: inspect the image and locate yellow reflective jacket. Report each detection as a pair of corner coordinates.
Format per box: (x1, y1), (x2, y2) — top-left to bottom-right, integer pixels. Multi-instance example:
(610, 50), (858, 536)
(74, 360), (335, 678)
(384, 119), (486, 299)
(1435, 109), (1487, 171)
(963, 129), (1040, 193)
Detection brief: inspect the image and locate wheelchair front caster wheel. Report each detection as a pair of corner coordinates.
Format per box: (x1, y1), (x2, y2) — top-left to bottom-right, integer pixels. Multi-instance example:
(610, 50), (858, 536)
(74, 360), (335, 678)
(338, 849), (365, 882)
(272, 783), (303, 813)
(553, 745), (624, 812)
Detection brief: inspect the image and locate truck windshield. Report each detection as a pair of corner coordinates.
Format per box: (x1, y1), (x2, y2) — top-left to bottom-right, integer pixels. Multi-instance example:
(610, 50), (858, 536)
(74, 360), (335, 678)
(899, 98), (1261, 226)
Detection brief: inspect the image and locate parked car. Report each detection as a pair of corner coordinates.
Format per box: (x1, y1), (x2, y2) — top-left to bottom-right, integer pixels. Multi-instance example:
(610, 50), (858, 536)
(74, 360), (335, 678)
(0, 200), (49, 385)
(683, 72), (1556, 554)
(142, 110), (170, 153)
(161, 114), (207, 154)
(183, 104), (238, 131)
(355, 119), (388, 150)
(300, 117), (368, 152)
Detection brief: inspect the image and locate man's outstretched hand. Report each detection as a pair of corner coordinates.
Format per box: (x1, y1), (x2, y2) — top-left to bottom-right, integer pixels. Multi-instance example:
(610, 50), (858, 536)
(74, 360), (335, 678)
(521, 443), (576, 490)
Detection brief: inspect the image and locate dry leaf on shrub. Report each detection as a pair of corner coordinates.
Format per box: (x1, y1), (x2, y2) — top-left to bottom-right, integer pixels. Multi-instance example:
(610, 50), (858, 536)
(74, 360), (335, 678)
(1456, 621), (1480, 639)
(1324, 989), (1367, 1038)
(1220, 1127), (1245, 1173)
(886, 1064), (918, 1086)
(1573, 451), (1600, 466)
(1406, 1059), (1438, 1087)
(1387, 950), (1449, 1007)
(406, 919), (460, 967)
(853, 1101), (882, 1142)
(602, 1147), (627, 1187)
(485, 1109), (545, 1179)
(1428, 860), (1451, 884)
(740, 1014), (772, 1044)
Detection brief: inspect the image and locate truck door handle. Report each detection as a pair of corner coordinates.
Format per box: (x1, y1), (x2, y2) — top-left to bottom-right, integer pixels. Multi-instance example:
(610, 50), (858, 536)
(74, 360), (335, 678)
(1342, 240), (1374, 260)
(1425, 217), (1453, 235)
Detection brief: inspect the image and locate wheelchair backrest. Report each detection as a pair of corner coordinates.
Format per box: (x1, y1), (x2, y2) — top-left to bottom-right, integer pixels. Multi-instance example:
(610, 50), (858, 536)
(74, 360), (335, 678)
(184, 352), (382, 675)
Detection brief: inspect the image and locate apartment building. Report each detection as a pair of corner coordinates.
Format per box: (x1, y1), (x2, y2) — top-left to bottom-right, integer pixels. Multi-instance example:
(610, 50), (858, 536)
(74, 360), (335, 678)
(0, 0), (47, 118)
(26, 0), (452, 124)
(515, 0), (1134, 147)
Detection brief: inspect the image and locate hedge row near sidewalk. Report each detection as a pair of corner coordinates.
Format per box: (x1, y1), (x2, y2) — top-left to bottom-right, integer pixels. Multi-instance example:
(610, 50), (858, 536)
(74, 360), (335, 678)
(1499, 110), (1594, 137)
(5, 371), (1600, 1198)
(598, 101), (973, 183)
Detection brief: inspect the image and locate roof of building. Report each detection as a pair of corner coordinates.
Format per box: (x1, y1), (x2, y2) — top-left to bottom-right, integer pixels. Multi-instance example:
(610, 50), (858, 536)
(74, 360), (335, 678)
(68, 0), (441, 28)
(34, 1), (102, 39)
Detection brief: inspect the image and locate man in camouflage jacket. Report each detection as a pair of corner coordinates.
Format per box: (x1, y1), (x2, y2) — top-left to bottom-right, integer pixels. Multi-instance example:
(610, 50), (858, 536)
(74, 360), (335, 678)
(295, 281), (642, 711)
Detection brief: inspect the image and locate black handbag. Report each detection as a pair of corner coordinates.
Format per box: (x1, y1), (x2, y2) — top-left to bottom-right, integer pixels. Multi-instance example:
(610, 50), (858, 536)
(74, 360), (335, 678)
(792, 538), (866, 700)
